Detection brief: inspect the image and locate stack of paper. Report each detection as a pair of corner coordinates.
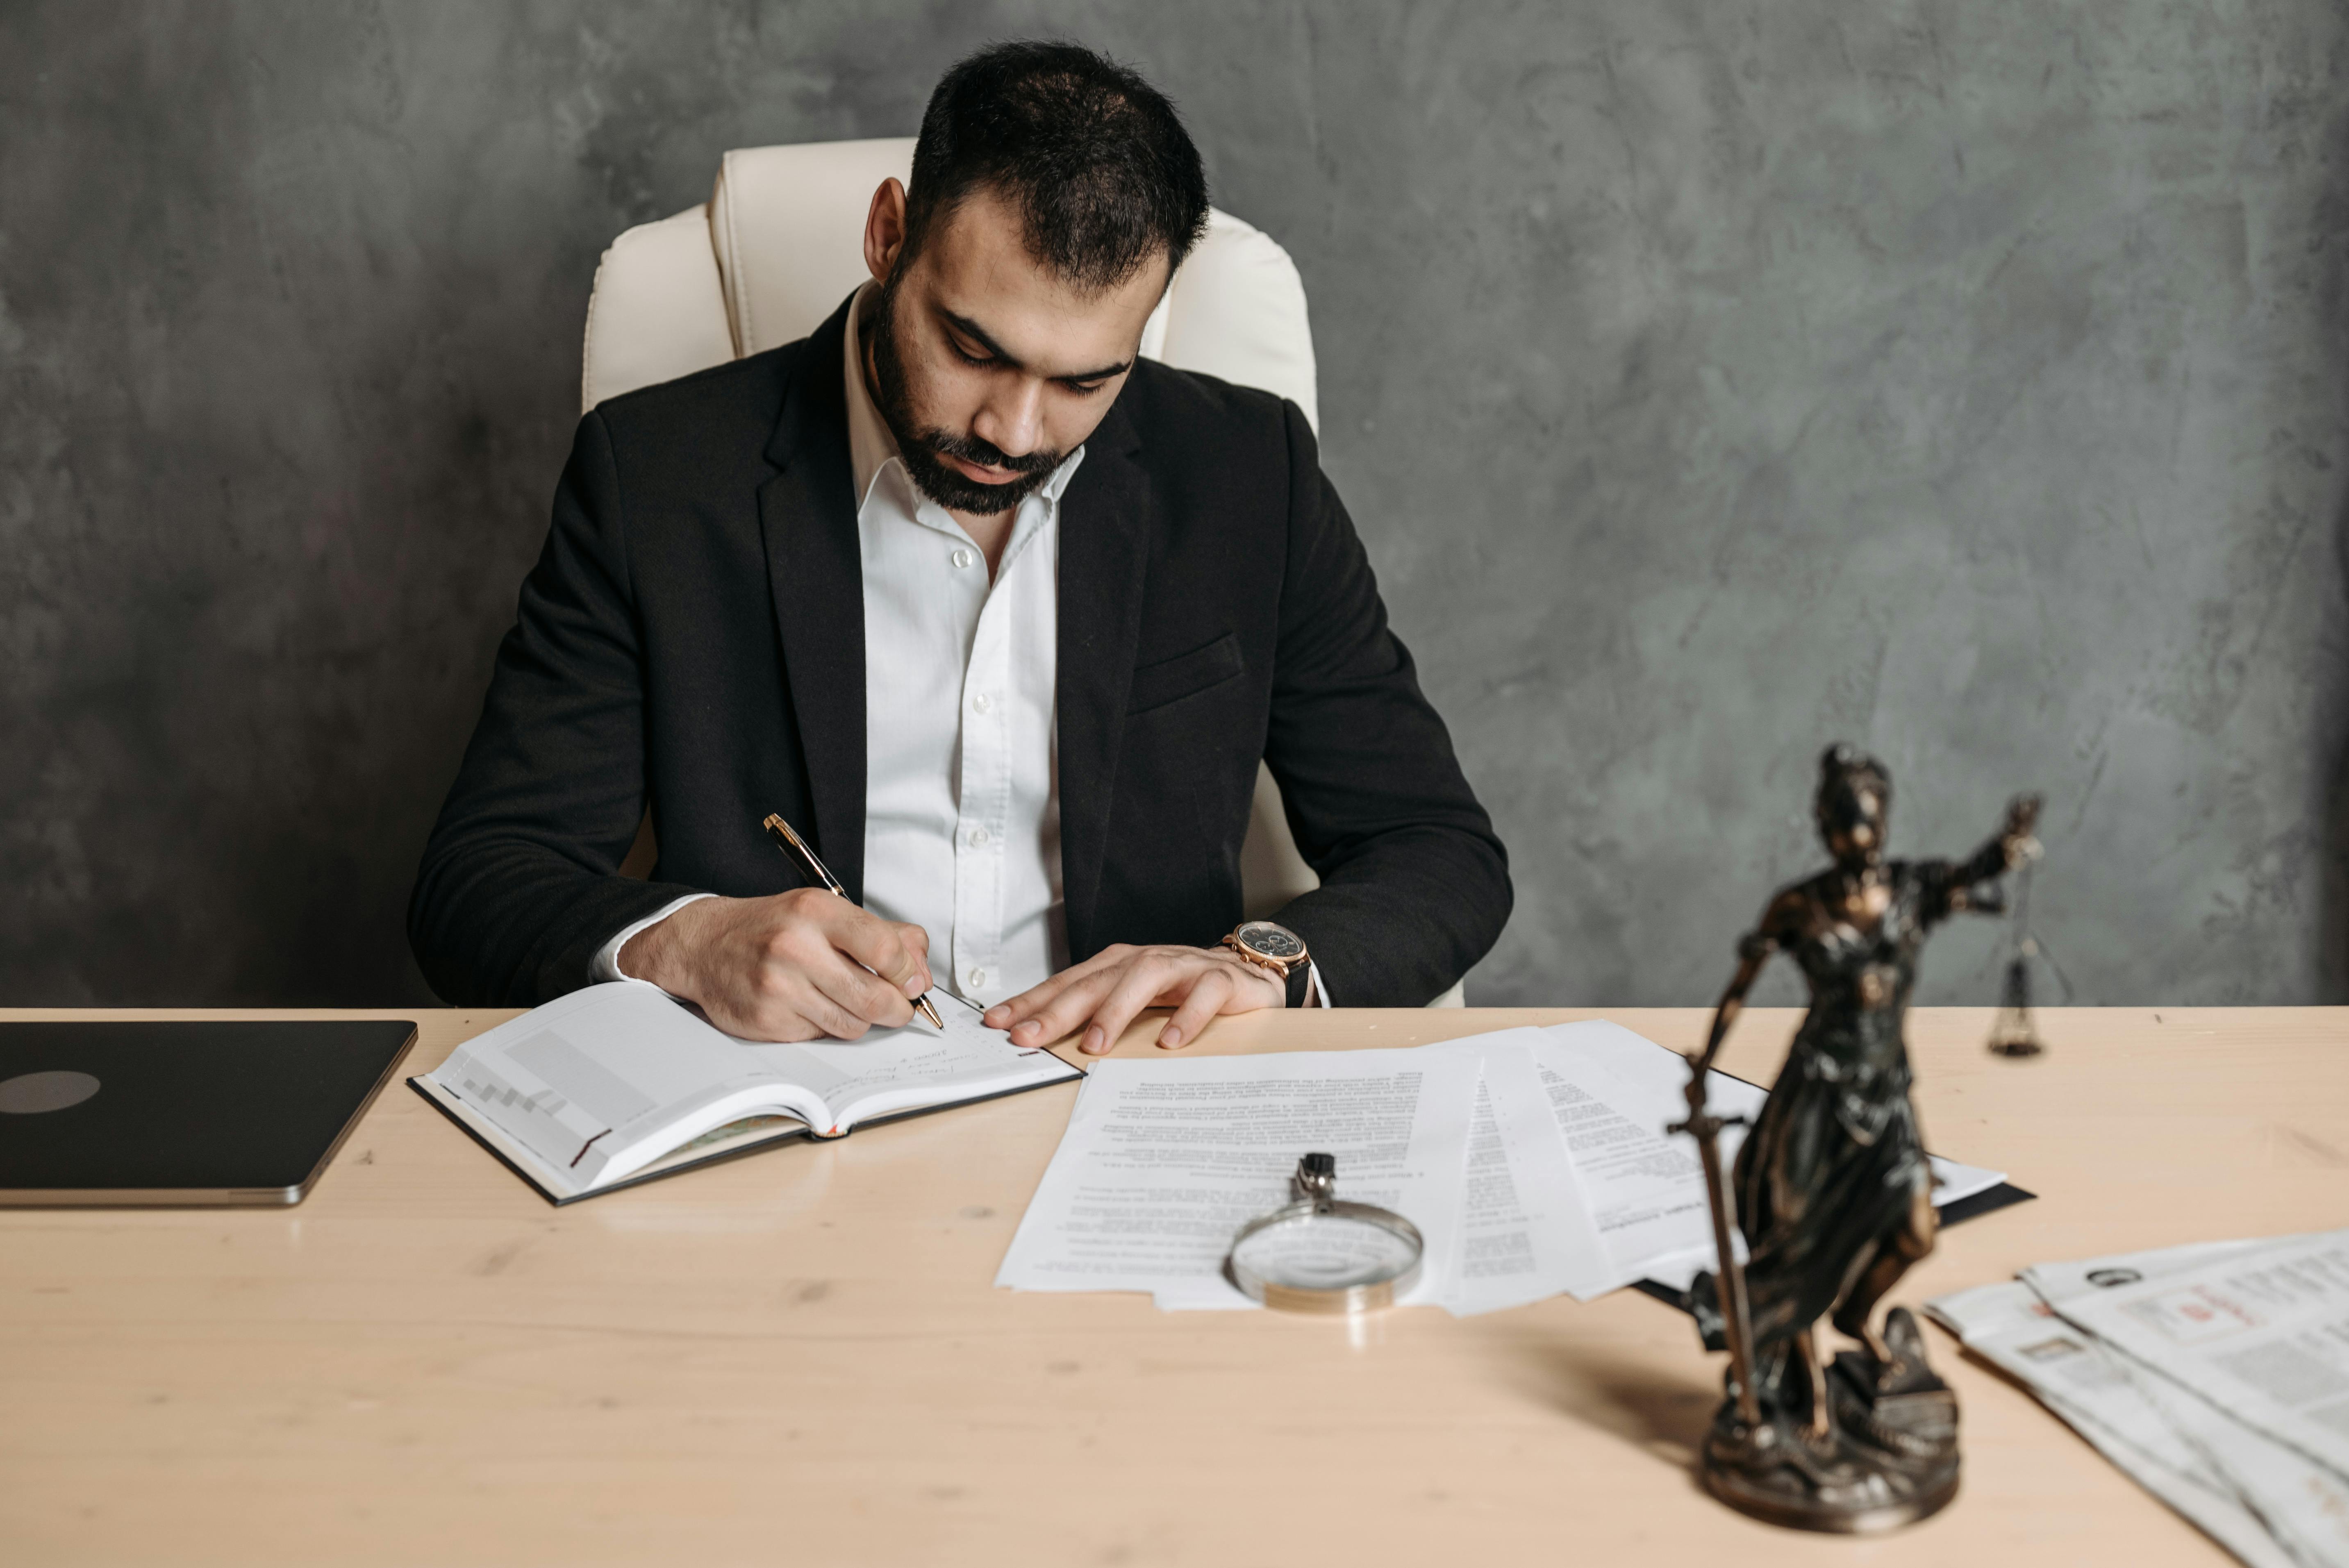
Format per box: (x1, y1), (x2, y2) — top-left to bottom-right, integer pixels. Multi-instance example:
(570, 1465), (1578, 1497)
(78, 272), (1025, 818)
(1928, 1232), (2349, 1567)
(996, 1020), (2007, 1316)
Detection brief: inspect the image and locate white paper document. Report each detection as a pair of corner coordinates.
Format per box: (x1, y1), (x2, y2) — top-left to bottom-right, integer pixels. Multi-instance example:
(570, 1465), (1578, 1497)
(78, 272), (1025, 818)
(994, 1034), (1619, 1314)
(996, 1045), (1479, 1309)
(1446, 1036), (1618, 1311)
(1531, 1024), (1760, 1291)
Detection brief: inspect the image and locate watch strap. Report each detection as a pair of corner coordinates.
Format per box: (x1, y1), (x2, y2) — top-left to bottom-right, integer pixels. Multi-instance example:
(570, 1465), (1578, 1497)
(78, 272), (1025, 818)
(1284, 964), (1312, 1010)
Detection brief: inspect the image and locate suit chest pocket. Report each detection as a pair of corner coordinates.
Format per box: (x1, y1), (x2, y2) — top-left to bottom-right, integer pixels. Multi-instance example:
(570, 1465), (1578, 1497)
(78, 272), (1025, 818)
(1127, 631), (1244, 714)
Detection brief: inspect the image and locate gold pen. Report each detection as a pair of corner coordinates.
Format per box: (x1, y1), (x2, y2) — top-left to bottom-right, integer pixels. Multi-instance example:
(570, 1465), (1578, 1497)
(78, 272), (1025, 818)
(762, 812), (945, 1030)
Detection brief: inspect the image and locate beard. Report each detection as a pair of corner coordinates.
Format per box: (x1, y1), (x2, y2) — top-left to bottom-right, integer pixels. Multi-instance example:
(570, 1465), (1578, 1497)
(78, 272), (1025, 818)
(866, 277), (1066, 515)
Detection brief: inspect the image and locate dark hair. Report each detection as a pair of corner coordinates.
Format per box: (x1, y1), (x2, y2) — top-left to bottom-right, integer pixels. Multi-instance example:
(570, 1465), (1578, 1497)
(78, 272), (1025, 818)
(902, 41), (1210, 290)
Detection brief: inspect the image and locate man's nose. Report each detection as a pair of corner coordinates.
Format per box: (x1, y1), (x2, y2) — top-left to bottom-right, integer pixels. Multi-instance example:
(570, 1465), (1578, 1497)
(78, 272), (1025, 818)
(971, 377), (1046, 460)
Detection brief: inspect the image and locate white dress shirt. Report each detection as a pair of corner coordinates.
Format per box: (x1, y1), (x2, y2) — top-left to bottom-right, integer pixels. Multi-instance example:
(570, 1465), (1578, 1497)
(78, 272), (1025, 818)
(841, 285), (1076, 1007)
(595, 284), (1073, 1008)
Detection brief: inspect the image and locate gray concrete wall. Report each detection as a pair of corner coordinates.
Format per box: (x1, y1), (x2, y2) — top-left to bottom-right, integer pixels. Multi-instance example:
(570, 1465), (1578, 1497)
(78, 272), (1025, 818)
(4, 2), (2345, 1007)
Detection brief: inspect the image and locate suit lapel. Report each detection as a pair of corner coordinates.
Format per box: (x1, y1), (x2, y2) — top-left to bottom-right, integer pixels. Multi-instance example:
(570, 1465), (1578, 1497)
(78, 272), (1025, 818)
(1055, 400), (1152, 959)
(757, 296), (867, 898)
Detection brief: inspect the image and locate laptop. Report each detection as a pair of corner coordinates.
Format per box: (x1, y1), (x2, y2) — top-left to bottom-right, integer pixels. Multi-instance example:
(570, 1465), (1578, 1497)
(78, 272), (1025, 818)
(0, 1019), (417, 1206)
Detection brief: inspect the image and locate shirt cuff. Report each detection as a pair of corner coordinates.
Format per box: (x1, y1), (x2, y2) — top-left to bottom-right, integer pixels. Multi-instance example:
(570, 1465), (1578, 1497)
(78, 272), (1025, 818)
(1308, 960), (1333, 1009)
(591, 893), (718, 982)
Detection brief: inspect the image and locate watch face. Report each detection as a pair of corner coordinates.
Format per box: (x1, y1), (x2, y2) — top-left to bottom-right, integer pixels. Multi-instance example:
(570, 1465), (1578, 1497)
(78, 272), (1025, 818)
(1238, 922), (1305, 961)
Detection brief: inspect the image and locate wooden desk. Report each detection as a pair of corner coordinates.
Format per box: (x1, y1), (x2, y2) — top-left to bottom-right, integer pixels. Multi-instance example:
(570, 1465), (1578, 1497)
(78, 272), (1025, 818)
(2, 1005), (2342, 1566)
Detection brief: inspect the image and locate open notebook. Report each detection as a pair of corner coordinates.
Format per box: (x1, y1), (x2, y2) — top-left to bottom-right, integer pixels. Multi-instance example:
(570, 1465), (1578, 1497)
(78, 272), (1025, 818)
(413, 982), (1079, 1203)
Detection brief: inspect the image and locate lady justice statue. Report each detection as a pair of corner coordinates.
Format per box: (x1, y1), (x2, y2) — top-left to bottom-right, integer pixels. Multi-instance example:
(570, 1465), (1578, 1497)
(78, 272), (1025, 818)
(1674, 744), (2039, 1532)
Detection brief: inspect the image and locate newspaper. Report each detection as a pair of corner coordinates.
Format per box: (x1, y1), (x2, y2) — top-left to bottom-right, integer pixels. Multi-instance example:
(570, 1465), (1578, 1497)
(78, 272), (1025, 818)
(2046, 1233), (2349, 1481)
(1931, 1233), (2349, 1568)
(1933, 1243), (2325, 1567)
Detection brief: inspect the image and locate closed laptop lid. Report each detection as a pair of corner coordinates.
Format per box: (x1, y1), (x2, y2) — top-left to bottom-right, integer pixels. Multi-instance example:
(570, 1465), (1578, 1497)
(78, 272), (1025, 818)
(0, 1020), (416, 1205)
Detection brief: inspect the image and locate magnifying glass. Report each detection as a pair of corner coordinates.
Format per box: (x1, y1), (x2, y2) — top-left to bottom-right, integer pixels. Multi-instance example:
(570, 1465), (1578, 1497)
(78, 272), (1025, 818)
(1225, 1152), (1425, 1314)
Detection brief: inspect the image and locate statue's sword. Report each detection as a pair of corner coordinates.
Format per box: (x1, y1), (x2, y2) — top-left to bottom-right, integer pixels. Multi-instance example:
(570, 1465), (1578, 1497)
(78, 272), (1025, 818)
(1671, 1058), (1762, 1431)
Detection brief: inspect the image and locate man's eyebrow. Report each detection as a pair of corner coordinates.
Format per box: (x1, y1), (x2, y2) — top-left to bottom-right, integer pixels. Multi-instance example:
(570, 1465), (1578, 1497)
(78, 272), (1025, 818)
(941, 310), (1132, 384)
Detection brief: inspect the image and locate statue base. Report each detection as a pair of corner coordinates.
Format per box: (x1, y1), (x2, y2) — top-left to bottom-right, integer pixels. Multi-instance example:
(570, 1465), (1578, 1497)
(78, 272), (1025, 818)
(1698, 1308), (1960, 1534)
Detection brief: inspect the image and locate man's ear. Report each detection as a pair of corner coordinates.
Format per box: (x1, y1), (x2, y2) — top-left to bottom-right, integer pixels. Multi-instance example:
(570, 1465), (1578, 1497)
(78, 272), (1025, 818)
(863, 178), (909, 284)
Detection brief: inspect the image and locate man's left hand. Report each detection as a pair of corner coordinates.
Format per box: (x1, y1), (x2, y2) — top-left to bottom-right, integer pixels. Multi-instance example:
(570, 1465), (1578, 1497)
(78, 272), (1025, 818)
(983, 944), (1285, 1055)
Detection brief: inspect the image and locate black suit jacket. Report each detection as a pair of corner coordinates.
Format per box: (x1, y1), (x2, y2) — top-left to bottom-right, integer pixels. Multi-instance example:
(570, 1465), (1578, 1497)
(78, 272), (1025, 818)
(409, 296), (1510, 1007)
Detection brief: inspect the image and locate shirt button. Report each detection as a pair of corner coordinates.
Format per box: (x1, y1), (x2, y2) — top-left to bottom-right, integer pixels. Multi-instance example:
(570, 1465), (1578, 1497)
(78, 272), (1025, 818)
(968, 826), (991, 847)
(951, 548), (975, 570)
(966, 967), (989, 990)
(971, 692), (993, 714)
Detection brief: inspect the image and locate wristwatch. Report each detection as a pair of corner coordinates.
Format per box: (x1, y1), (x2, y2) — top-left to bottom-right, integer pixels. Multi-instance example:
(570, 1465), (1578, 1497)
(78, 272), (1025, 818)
(1219, 920), (1316, 1008)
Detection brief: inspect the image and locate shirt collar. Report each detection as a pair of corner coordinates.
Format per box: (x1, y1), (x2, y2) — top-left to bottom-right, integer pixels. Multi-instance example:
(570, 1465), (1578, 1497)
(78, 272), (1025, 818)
(842, 282), (1086, 520)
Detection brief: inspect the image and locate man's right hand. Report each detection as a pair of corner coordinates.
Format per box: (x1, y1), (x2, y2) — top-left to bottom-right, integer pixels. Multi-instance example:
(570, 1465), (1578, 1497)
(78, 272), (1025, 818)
(617, 889), (933, 1042)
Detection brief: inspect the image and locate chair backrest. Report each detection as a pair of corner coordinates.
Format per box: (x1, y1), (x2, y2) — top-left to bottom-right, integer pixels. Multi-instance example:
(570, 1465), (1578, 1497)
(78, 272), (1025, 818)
(580, 140), (1469, 1004)
(585, 138), (1319, 430)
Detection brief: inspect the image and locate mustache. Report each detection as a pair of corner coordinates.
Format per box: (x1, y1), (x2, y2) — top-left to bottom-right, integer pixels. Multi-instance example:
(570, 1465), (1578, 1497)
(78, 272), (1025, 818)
(920, 428), (1063, 479)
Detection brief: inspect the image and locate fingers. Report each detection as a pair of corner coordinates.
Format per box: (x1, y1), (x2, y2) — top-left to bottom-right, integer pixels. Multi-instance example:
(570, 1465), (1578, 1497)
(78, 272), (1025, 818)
(1128, 954), (1278, 1052)
(706, 969), (870, 1043)
(1156, 964), (1238, 1052)
(985, 979), (1061, 1033)
(751, 927), (900, 1037)
(853, 919), (935, 999)
(819, 896), (928, 993)
(655, 890), (937, 1041)
(988, 946), (1127, 1037)
(789, 940), (914, 1032)
(993, 948), (1290, 1054)
(744, 893), (912, 1033)
(749, 991), (868, 1043)
(1003, 963), (1128, 1050)
(896, 923), (934, 993)
(1082, 954), (1194, 1056)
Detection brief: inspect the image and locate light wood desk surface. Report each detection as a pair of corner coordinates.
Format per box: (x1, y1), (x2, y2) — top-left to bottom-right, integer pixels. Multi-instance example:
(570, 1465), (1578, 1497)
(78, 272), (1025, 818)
(2, 1004), (2342, 1566)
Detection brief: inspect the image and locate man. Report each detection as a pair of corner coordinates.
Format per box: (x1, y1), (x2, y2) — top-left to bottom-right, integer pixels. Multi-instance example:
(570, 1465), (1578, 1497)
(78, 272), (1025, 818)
(409, 41), (1508, 1054)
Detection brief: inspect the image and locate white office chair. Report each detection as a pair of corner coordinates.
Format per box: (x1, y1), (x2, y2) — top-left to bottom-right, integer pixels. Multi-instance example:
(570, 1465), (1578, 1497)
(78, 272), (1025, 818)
(582, 138), (1463, 1006)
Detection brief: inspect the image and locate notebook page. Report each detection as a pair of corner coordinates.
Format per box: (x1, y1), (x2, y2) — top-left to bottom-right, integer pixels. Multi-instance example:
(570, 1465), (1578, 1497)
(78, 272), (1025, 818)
(431, 983), (810, 1188)
(742, 999), (1073, 1134)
